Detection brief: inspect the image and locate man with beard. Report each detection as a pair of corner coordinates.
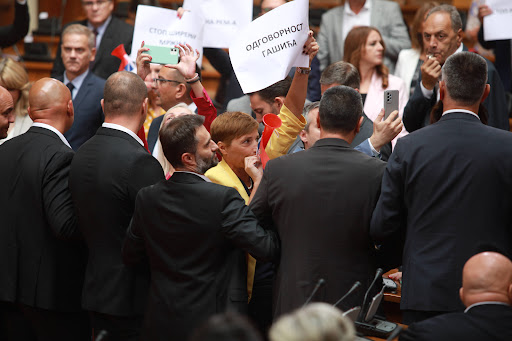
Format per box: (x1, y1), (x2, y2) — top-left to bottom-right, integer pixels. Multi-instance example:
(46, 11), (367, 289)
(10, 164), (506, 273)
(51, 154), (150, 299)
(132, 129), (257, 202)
(122, 114), (280, 341)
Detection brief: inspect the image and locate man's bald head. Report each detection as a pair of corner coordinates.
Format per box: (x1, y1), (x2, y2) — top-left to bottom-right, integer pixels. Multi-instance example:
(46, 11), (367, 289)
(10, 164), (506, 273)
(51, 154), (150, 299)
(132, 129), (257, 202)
(28, 78), (74, 133)
(0, 86), (15, 138)
(460, 252), (512, 307)
(103, 71), (147, 118)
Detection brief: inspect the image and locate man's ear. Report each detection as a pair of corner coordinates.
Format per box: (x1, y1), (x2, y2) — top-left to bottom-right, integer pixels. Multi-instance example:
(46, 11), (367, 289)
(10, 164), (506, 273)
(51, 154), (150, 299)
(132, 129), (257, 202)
(101, 98), (105, 114)
(274, 96), (285, 110)
(316, 114), (321, 130)
(456, 28), (463, 45)
(459, 287), (464, 305)
(181, 152), (195, 168)
(176, 83), (187, 99)
(439, 80), (445, 101)
(90, 47), (97, 63)
(68, 99), (74, 119)
(481, 84), (490, 103)
(355, 116), (363, 134)
(299, 129), (308, 144)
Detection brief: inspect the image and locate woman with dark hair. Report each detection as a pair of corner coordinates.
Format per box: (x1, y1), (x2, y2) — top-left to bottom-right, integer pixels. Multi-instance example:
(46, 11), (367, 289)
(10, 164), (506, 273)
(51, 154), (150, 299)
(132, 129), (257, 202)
(344, 26), (409, 147)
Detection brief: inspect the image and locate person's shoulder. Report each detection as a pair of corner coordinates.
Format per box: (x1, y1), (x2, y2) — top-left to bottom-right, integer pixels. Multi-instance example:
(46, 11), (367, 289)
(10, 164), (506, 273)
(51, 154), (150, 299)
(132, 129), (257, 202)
(109, 16), (134, 33)
(401, 312), (467, 341)
(375, 0), (401, 10)
(323, 5), (344, 18)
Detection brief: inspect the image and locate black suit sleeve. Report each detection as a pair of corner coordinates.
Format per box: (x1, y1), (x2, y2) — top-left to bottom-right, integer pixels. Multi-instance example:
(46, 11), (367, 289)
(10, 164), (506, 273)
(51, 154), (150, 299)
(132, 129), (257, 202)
(126, 152), (164, 203)
(249, 164), (274, 230)
(42, 147), (80, 240)
(123, 192), (148, 266)
(403, 80), (435, 133)
(0, 1), (29, 48)
(221, 187), (280, 262)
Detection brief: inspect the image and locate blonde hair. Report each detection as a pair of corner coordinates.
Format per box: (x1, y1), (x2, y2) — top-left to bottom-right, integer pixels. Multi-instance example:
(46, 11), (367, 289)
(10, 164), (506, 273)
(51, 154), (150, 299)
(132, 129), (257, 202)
(269, 303), (356, 341)
(0, 58), (30, 117)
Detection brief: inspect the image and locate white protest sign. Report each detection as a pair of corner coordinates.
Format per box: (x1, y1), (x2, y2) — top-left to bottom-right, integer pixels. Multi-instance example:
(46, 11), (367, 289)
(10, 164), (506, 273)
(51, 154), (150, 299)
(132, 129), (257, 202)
(229, 0), (309, 94)
(483, 0), (512, 41)
(130, 5), (205, 66)
(183, 0), (253, 49)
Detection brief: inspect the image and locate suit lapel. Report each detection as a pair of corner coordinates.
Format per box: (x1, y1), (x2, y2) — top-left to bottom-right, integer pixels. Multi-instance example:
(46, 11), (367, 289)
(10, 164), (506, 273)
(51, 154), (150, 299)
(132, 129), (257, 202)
(94, 18), (115, 66)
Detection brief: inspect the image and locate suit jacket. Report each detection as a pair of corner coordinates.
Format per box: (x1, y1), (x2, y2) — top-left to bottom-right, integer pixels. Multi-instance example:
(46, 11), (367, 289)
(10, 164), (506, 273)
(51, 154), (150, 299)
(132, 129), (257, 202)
(122, 172), (279, 341)
(57, 71), (105, 150)
(316, 0), (410, 72)
(51, 17), (133, 80)
(0, 1), (29, 48)
(371, 112), (512, 312)
(250, 138), (387, 318)
(69, 127), (164, 316)
(0, 127), (86, 312)
(403, 50), (509, 132)
(399, 303), (512, 341)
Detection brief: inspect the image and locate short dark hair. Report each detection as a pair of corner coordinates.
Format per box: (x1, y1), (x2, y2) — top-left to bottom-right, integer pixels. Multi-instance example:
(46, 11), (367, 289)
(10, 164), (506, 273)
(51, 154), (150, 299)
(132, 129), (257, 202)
(103, 71), (147, 117)
(442, 52), (487, 106)
(320, 61), (361, 89)
(190, 312), (263, 341)
(319, 86), (362, 134)
(250, 76), (292, 103)
(159, 114), (204, 168)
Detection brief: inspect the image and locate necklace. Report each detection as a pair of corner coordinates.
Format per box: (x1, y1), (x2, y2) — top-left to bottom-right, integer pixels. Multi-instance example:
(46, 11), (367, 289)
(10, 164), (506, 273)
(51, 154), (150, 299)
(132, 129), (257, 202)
(247, 177), (253, 190)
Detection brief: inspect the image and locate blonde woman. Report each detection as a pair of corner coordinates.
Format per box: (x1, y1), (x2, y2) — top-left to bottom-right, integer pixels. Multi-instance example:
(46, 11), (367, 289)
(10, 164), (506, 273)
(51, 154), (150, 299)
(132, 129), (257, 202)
(0, 57), (31, 143)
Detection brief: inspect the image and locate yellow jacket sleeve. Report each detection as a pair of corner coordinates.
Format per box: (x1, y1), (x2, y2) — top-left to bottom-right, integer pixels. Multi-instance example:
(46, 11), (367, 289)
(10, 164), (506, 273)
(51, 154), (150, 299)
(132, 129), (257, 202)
(265, 103), (306, 159)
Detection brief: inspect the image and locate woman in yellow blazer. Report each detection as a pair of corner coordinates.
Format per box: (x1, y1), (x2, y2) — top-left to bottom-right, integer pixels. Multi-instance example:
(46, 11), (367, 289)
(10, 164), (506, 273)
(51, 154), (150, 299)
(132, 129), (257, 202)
(205, 111), (270, 333)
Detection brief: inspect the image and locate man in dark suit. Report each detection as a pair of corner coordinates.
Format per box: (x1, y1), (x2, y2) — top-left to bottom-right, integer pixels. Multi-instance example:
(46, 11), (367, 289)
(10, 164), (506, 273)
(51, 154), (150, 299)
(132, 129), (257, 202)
(56, 24), (105, 150)
(0, 78), (89, 340)
(371, 52), (512, 325)
(400, 251), (512, 341)
(403, 4), (509, 132)
(250, 85), (387, 318)
(122, 114), (280, 341)
(69, 71), (163, 341)
(51, 0), (133, 80)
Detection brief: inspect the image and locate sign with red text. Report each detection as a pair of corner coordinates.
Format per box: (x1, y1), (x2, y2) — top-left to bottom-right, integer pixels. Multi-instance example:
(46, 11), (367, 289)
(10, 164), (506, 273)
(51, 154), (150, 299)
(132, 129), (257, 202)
(229, 0), (309, 93)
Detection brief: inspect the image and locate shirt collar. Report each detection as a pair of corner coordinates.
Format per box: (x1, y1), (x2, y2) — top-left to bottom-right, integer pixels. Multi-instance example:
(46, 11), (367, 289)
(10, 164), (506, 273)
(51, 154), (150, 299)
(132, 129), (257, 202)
(344, 0), (371, 15)
(464, 301), (510, 313)
(102, 122), (144, 146)
(174, 170), (211, 182)
(63, 69), (89, 92)
(188, 101), (197, 113)
(32, 122), (72, 148)
(442, 109), (480, 120)
(88, 15), (111, 36)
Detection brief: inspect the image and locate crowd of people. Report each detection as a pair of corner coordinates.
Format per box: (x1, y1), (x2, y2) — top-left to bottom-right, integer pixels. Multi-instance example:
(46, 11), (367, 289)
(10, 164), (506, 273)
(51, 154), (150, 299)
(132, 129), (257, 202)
(1, 0), (512, 340)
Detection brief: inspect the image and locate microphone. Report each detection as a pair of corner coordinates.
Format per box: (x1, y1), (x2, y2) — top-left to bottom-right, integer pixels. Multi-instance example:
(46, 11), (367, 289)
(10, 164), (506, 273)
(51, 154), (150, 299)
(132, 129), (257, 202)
(357, 268), (383, 322)
(333, 281), (362, 308)
(303, 278), (325, 307)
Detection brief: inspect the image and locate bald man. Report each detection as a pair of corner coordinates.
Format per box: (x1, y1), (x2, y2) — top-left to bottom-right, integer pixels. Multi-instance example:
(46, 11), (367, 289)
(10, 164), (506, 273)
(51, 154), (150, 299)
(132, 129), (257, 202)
(0, 78), (89, 341)
(0, 86), (15, 138)
(400, 252), (512, 341)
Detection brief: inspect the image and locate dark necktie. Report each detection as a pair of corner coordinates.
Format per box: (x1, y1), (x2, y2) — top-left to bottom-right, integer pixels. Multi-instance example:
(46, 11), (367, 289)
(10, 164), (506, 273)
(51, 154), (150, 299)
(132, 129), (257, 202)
(67, 82), (75, 98)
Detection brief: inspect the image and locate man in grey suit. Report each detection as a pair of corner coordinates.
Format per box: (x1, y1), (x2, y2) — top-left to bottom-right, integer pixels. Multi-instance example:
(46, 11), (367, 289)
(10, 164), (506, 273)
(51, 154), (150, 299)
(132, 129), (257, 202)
(251, 85), (387, 319)
(317, 0), (410, 73)
(56, 24), (105, 150)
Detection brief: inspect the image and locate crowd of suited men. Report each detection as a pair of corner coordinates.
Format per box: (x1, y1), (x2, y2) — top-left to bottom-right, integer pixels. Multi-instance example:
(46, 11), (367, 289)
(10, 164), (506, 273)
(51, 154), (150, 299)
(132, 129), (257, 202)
(1, 0), (512, 340)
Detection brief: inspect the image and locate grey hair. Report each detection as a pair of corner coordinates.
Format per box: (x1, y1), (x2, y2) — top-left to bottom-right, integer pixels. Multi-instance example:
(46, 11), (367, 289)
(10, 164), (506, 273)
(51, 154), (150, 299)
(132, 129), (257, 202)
(62, 24), (95, 50)
(442, 51), (488, 106)
(426, 4), (463, 33)
(320, 61), (361, 89)
(302, 101), (320, 132)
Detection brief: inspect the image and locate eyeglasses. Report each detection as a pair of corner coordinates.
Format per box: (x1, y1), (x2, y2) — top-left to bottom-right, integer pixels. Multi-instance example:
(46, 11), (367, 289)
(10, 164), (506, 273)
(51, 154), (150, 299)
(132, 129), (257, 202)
(82, 0), (111, 8)
(153, 78), (182, 86)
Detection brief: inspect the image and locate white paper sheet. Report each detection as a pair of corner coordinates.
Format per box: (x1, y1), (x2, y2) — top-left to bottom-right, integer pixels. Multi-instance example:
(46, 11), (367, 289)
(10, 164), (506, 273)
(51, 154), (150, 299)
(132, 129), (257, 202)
(130, 5), (205, 66)
(229, 0), (309, 94)
(483, 0), (512, 41)
(183, 0), (253, 49)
